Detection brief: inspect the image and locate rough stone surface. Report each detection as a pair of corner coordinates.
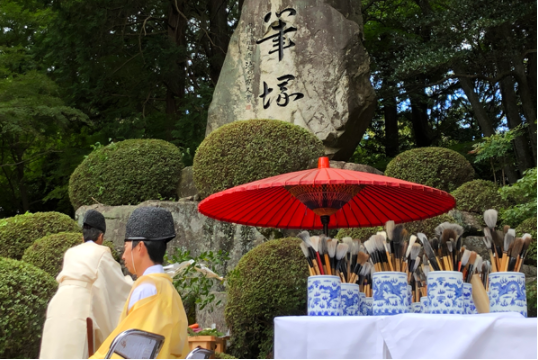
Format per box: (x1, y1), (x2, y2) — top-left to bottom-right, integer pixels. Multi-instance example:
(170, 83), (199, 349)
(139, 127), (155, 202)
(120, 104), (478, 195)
(178, 166), (198, 199)
(463, 236), (490, 261)
(308, 159), (382, 174)
(76, 200), (279, 331)
(449, 209), (483, 235)
(206, 0), (376, 160)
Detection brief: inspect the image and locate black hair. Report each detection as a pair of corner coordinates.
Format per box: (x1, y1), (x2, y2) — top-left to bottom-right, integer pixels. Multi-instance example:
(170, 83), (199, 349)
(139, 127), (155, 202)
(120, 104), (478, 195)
(130, 240), (167, 264)
(83, 224), (103, 242)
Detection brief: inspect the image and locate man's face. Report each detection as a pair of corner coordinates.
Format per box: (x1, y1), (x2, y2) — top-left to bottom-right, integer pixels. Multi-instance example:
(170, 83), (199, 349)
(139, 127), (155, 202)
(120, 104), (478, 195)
(122, 241), (137, 275)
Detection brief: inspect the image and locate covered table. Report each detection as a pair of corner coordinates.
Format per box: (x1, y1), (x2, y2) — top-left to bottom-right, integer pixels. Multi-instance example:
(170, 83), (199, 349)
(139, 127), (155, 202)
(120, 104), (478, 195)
(274, 313), (537, 359)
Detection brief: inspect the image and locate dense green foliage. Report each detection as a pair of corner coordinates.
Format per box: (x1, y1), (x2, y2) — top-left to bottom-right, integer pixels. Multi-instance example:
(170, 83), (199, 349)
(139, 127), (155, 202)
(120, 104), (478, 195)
(0, 257), (57, 358)
(451, 180), (508, 214)
(22, 232), (82, 276)
(193, 120), (324, 198)
(69, 139), (183, 209)
(515, 217), (537, 266)
(335, 226), (383, 241)
(225, 238), (308, 359)
(499, 168), (537, 226)
(0, 212), (80, 260)
(385, 147), (474, 192)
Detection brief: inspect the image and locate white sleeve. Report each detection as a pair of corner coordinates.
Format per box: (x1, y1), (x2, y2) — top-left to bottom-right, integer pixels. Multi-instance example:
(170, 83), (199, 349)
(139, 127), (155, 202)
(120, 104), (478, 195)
(128, 283), (157, 310)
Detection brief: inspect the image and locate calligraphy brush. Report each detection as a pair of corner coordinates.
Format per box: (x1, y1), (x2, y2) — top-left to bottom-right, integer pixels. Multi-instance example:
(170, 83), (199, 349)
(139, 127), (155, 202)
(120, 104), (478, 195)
(319, 236), (329, 275)
(382, 235), (394, 271)
(350, 240), (361, 281)
(358, 262), (371, 292)
(460, 249), (471, 273)
(309, 236), (326, 275)
(482, 228), (498, 272)
(501, 229), (516, 271)
(297, 231), (321, 275)
(431, 237), (443, 269)
(374, 235), (389, 271)
(419, 233), (441, 271)
(364, 237), (380, 271)
(505, 239), (520, 271)
(400, 240), (409, 272)
(351, 251), (369, 283)
(300, 242), (316, 276)
(516, 234), (532, 272)
(465, 252), (477, 283)
(407, 242), (421, 281)
(468, 254), (490, 313)
(484, 209), (503, 269)
(335, 243), (349, 282)
(482, 261), (491, 289)
(440, 229), (455, 271)
(392, 225), (405, 271)
(405, 235), (417, 262)
(327, 239), (337, 275)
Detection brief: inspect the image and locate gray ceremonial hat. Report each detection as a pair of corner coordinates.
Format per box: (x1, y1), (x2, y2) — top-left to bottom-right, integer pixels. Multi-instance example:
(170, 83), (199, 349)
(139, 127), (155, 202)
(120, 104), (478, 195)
(83, 209), (106, 233)
(125, 207), (176, 242)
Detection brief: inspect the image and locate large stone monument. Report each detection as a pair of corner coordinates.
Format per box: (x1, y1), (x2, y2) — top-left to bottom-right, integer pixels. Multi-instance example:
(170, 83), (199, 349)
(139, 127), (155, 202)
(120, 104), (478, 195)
(206, 0), (376, 160)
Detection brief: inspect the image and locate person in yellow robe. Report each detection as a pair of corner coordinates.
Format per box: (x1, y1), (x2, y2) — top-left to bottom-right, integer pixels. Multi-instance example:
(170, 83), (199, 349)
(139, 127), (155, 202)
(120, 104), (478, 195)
(91, 207), (189, 359)
(40, 210), (133, 359)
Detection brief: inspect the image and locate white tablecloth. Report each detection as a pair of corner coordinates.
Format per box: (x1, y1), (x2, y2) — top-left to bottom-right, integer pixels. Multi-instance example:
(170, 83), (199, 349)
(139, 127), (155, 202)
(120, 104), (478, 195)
(274, 313), (537, 359)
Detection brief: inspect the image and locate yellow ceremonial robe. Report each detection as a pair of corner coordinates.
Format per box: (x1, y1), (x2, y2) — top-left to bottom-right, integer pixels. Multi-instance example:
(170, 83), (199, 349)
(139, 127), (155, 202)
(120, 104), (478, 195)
(91, 273), (189, 359)
(40, 242), (132, 359)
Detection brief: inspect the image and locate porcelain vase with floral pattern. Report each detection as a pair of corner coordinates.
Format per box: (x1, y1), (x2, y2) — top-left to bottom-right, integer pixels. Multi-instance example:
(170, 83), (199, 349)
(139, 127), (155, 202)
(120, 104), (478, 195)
(373, 272), (408, 315)
(488, 272), (527, 317)
(307, 275), (342, 316)
(341, 283), (360, 316)
(420, 296), (430, 314)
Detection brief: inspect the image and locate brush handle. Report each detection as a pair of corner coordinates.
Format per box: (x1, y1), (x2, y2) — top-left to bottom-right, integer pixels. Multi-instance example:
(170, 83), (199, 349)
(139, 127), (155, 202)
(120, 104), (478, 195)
(312, 260), (321, 275)
(489, 252), (498, 272)
(386, 252), (394, 271)
(324, 254), (332, 275)
(507, 257), (518, 272)
(471, 273), (490, 313)
(516, 255), (524, 272)
(315, 252), (325, 275)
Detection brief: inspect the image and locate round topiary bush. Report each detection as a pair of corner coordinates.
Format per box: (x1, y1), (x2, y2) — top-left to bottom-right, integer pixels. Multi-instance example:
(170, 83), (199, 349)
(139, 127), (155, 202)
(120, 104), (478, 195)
(22, 232), (83, 276)
(385, 147), (475, 192)
(451, 180), (509, 214)
(0, 212), (80, 260)
(0, 257), (57, 358)
(69, 139), (184, 209)
(225, 238), (308, 359)
(193, 120), (324, 198)
(335, 226), (383, 240)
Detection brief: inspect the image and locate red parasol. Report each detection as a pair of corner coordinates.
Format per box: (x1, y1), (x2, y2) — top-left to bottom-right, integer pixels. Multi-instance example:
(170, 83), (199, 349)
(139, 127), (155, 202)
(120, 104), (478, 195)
(198, 157), (456, 234)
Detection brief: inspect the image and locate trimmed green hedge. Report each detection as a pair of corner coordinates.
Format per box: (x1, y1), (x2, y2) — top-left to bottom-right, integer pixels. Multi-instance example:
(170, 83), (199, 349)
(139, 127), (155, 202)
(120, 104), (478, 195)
(103, 240), (122, 262)
(527, 280), (537, 318)
(0, 257), (57, 358)
(451, 180), (508, 214)
(225, 238), (308, 359)
(335, 214), (455, 240)
(0, 212), (80, 260)
(335, 226), (383, 240)
(385, 147), (475, 192)
(69, 139), (183, 209)
(22, 232), (83, 276)
(193, 120), (324, 199)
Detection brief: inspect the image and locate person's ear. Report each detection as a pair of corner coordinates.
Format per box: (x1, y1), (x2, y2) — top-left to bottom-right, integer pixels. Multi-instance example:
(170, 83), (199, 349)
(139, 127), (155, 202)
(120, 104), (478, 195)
(98, 233), (105, 243)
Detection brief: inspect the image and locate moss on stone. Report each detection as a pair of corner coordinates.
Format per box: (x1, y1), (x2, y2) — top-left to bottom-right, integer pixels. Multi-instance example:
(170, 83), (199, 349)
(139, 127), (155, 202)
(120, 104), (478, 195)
(225, 238), (308, 359)
(385, 147), (475, 192)
(69, 139), (183, 209)
(0, 257), (57, 358)
(193, 120), (324, 199)
(22, 232), (83, 276)
(451, 180), (509, 214)
(0, 212), (80, 260)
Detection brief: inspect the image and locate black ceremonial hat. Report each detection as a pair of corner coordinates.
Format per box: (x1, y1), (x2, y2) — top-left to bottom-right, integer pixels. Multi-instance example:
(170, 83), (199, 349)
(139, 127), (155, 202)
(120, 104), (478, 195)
(83, 209), (106, 233)
(125, 207), (176, 242)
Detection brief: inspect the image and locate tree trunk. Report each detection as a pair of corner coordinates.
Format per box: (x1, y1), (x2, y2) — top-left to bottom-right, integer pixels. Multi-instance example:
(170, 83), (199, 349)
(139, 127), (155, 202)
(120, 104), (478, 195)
(207, 0), (231, 85)
(498, 61), (534, 172)
(455, 69), (495, 136)
(165, 0), (188, 139)
(383, 98), (399, 157)
(514, 58), (537, 162)
(409, 93), (432, 147)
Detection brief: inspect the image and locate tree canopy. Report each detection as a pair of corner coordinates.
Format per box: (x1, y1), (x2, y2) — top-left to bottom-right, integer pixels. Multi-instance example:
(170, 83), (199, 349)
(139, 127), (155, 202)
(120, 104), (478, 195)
(0, 0), (535, 217)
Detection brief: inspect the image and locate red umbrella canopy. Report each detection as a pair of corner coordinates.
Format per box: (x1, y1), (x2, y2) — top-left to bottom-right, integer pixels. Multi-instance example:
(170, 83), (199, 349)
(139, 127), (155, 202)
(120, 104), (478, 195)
(198, 157), (456, 230)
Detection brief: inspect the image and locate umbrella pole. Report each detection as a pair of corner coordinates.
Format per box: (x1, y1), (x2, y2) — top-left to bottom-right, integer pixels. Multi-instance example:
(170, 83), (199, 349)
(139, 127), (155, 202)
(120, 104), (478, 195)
(320, 215), (330, 236)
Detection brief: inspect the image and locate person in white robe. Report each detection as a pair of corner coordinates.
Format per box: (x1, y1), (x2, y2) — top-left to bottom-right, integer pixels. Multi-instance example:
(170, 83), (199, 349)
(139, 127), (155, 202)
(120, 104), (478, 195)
(39, 210), (132, 359)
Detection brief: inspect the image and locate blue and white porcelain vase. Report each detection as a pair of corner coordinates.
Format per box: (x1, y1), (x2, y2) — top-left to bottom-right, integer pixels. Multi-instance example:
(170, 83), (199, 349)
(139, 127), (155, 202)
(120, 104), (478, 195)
(407, 285), (412, 313)
(341, 283), (360, 316)
(412, 302), (423, 314)
(307, 275), (342, 316)
(488, 272), (527, 317)
(359, 292), (367, 316)
(372, 272), (408, 315)
(364, 297), (373, 316)
(427, 271), (463, 314)
(463, 283), (472, 314)
(420, 296), (430, 314)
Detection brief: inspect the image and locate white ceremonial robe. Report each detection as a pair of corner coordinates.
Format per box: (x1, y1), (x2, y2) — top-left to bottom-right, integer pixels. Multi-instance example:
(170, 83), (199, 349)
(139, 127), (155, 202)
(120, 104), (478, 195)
(40, 241), (133, 359)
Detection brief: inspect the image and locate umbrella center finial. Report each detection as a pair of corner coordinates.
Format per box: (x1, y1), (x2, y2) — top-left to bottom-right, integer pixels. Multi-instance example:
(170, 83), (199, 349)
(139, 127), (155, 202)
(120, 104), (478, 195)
(318, 157), (330, 169)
